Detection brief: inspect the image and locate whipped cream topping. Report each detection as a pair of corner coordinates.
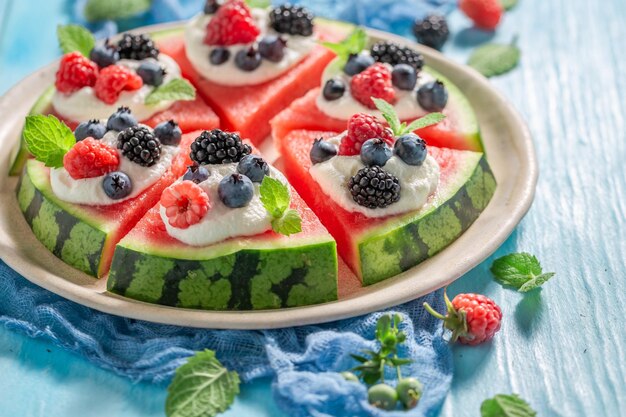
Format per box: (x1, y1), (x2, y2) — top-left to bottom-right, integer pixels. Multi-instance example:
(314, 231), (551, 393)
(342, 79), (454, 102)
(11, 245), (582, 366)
(161, 164), (290, 246)
(52, 55), (182, 123)
(309, 134), (439, 218)
(316, 57), (437, 121)
(50, 127), (178, 206)
(184, 10), (316, 86)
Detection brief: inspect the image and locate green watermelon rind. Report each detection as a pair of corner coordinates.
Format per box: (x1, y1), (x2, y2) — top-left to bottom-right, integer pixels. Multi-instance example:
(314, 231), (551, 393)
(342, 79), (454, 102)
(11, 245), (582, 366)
(17, 160), (110, 276)
(107, 240), (338, 310)
(357, 153), (496, 285)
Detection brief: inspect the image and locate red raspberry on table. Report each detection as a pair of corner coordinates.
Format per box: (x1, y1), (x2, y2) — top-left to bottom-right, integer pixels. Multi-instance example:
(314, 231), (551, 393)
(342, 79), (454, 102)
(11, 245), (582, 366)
(94, 65), (143, 104)
(204, 0), (260, 46)
(459, 0), (503, 31)
(339, 113), (395, 156)
(63, 138), (120, 180)
(55, 52), (99, 94)
(424, 291), (502, 345)
(350, 63), (396, 110)
(161, 181), (211, 229)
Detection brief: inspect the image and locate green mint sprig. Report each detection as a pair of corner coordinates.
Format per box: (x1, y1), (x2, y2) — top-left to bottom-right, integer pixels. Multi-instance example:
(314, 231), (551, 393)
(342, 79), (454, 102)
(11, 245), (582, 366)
(57, 24), (95, 57)
(481, 394), (537, 417)
(165, 350), (240, 417)
(84, 0), (152, 22)
(468, 37), (521, 78)
(23, 115), (75, 168)
(373, 98), (445, 137)
(145, 79), (196, 106)
(490, 252), (555, 292)
(321, 27), (368, 68)
(260, 176), (302, 236)
(245, 0), (271, 8)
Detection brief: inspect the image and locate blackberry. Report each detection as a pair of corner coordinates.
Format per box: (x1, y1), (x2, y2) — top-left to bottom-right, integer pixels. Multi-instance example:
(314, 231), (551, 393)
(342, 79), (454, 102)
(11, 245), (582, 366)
(190, 129), (251, 165)
(370, 41), (424, 71)
(269, 5), (314, 37)
(348, 166), (400, 209)
(117, 33), (159, 61)
(413, 14), (449, 50)
(117, 126), (162, 167)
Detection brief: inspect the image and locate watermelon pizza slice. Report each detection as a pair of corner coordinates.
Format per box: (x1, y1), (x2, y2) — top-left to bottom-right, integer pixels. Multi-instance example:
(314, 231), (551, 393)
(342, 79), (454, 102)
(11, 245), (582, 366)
(107, 129), (338, 310)
(271, 29), (482, 153)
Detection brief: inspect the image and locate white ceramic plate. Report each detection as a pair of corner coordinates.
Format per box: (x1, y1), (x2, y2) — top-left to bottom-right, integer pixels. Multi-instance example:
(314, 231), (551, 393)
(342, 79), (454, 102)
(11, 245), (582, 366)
(0, 21), (537, 329)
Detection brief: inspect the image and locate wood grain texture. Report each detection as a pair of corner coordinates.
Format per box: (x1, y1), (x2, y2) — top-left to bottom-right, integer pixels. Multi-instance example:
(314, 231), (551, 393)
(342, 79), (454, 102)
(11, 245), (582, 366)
(0, 0), (624, 416)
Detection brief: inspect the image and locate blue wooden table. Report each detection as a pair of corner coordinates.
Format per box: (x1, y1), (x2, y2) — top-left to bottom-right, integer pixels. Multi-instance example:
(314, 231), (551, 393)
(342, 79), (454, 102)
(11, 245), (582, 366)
(1, 1), (624, 416)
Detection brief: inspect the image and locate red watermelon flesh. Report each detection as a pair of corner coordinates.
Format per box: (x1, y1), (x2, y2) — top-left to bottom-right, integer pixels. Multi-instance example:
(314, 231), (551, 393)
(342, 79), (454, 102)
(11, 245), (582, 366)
(156, 35), (336, 146)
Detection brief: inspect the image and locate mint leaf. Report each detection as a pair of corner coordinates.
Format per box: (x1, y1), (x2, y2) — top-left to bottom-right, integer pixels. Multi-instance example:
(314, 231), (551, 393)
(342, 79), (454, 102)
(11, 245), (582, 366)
(373, 98), (445, 136)
(166, 350), (240, 417)
(322, 27), (367, 67)
(57, 24), (95, 57)
(84, 0), (152, 22)
(260, 176), (290, 218)
(468, 38), (521, 78)
(246, 0), (271, 8)
(481, 394), (536, 417)
(271, 209), (302, 236)
(145, 79), (196, 106)
(490, 252), (555, 292)
(23, 115), (75, 168)
(500, 0), (518, 11)
(403, 112), (446, 133)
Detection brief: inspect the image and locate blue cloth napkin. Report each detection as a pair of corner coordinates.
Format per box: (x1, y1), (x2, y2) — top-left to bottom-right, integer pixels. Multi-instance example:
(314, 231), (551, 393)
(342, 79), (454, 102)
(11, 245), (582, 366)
(1, 0), (457, 415)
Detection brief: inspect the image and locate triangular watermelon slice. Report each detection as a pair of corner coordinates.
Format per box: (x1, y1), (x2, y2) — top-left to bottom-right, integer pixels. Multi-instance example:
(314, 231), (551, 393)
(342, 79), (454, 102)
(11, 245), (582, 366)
(278, 129), (496, 285)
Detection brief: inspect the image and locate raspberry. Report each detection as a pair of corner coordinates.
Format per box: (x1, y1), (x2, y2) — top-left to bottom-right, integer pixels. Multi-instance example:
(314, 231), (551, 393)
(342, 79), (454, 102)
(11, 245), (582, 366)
(94, 65), (143, 104)
(161, 181), (211, 229)
(204, 0), (260, 46)
(55, 52), (99, 94)
(459, 0), (503, 31)
(424, 291), (502, 345)
(350, 63), (396, 110)
(340, 113), (394, 156)
(63, 138), (120, 180)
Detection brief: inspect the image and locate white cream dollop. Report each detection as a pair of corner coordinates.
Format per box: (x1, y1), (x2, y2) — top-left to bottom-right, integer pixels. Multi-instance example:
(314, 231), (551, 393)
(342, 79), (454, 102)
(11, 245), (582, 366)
(52, 55), (182, 123)
(161, 164), (290, 246)
(50, 127), (178, 205)
(184, 10), (316, 86)
(316, 57), (437, 121)
(309, 134), (439, 218)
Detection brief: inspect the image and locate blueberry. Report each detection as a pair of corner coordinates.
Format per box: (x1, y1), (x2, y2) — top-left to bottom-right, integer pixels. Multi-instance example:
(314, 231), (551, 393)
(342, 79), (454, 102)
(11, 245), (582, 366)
(204, 0), (219, 14)
(368, 384), (398, 411)
(394, 133), (427, 166)
(74, 119), (107, 141)
(183, 165), (210, 184)
(103, 172), (133, 200)
(237, 154), (269, 183)
(417, 80), (448, 111)
(258, 36), (286, 62)
(310, 138), (337, 164)
(396, 378), (422, 410)
(235, 47), (262, 72)
(209, 47), (230, 65)
(322, 78), (346, 101)
(154, 120), (182, 146)
(89, 42), (119, 68)
(218, 173), (254, 208)
(360, 138), (392, 166)
(106, 107), (138, 131)
(136, 61), (166, 86)
(392, 64), (417, 90)
(343, 53), (374, 76)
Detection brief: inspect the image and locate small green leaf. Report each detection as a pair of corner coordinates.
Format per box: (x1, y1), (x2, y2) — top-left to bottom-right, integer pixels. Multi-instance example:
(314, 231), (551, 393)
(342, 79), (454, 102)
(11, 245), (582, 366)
(84, 0), (152, 22)
(260, 176), (290, 218)
(481, 394), (536, 417)
(57, 24), (95, 57)
(145, 79), (196, 106)
(375, 314), (392, 341)
(246, 0), (271, 8)
(500, 0), (518, 11)
(491, 252), (555, 292)
(321, 27), (367, 67)
(403, 112), (446, 133)
(271, 209), (302, 236)
(373, 98), (445, 136)
(468, 38), (521, 78)
(166, 350), (240, 417)
(23, 115), (75, 168)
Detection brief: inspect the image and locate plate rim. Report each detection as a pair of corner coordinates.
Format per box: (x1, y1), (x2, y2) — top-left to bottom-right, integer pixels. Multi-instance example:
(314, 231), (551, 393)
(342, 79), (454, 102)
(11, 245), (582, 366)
(0, 20), (538, 329)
